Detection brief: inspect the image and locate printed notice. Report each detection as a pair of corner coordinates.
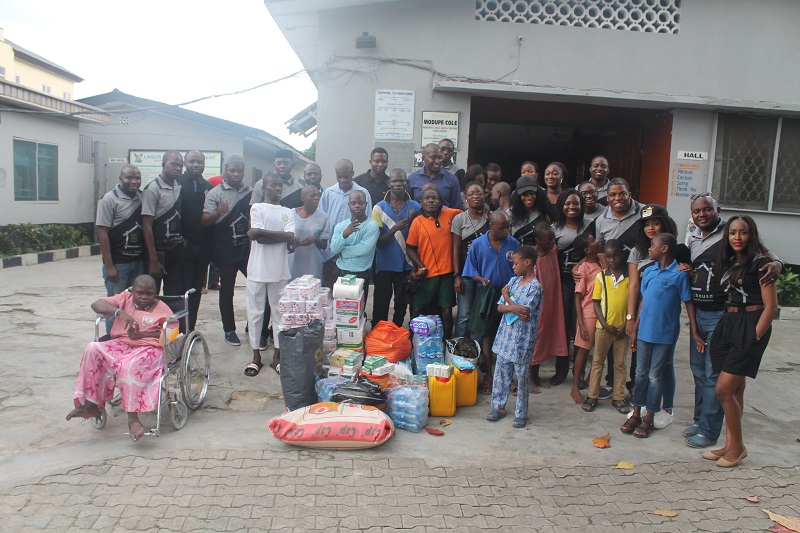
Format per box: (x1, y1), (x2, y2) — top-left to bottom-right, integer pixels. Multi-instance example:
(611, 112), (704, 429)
(374, 90), (415, 141)
(669, 162), (701, 198)
(421, 111), (459, 147)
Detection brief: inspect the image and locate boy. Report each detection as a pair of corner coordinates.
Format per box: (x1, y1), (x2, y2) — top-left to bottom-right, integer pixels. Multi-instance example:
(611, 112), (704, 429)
(582, 239), (630, 413)
(329, 190), (379, 301)
(486, 245), (543, 428)
(622, 233), (701, 438)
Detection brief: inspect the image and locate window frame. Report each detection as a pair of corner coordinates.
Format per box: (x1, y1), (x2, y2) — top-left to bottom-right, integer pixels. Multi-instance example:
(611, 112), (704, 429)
(13, 138), (60, 202)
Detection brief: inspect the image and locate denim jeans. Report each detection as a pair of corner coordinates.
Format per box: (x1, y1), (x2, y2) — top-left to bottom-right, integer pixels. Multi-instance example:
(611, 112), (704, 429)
(102, 260), (145, 332)
(633, 340), (676, 413)
(690, 308), (725, 440)
(455, 277), (477, 338)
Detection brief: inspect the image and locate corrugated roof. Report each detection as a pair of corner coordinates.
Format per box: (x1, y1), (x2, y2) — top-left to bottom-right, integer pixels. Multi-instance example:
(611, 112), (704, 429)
(6, 39), (84, 82)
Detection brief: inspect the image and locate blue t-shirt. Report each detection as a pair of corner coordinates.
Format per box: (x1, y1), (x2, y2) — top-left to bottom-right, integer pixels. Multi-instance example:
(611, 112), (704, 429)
(372, 198), (421, 273)
(638, 260), (692, 344)
(462, 234), (520, 290)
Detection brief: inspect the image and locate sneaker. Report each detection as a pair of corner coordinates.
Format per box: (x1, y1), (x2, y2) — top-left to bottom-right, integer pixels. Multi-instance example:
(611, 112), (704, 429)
(598, 386), (613, 400)
(258, 337), (269, 351)
(686, 433), (717, 448)
(512, 417), (527, 428)
(653, 410), (674, 429)
(224, 331), (241, 346)
(682, 424), (701, 438)
(628, 406), (648, 419)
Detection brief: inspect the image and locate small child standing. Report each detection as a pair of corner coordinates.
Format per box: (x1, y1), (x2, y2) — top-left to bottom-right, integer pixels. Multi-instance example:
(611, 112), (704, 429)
(582, 240), (631, 413)
(569, 234), (604, 404)
(485, 245), (543, 428)
(622, 233), (702, 438)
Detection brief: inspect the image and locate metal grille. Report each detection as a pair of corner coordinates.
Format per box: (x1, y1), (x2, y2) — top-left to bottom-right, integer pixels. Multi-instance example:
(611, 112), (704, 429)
(475, 0), (681, 34)
(773, 118), (800, 213)
(78, 134), (93, 164)
(713, 115), (776, 210)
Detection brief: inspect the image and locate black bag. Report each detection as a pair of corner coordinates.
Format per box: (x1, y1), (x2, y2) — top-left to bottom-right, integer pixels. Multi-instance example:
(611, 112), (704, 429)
(279, 320), (325, 411)
(468, 284), (502, 337)
(330, 375), (386, 407)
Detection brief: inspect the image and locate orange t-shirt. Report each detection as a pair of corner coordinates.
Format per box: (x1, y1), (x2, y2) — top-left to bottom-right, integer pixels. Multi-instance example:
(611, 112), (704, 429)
(406, 207), (460, 278)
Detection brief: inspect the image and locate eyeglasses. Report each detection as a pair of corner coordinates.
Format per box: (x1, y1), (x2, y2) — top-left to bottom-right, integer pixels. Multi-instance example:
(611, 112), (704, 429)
(466, 192), (484, 198)
(690, 192), (716, 202)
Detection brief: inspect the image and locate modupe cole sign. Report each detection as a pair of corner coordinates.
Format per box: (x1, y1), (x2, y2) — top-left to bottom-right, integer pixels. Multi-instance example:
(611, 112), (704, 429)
(421, 111), (459, 148)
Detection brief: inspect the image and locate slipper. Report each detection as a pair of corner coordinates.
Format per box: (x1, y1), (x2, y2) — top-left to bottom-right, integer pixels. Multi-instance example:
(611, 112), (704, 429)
(633, 419), (654, 439)
(479, 375), (493, 395)
(581, 397), (598, 412)
(620, 416), (641, 434)
(510, 383), (518, 396)
(244, 362), (263, 377)
(612, 400), (631, 414)
(485, 409), (506, 421)
(269, 362), (281, 375)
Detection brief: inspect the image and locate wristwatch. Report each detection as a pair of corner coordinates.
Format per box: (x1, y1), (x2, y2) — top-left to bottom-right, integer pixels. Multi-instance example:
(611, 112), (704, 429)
(626, 313), (634, 321)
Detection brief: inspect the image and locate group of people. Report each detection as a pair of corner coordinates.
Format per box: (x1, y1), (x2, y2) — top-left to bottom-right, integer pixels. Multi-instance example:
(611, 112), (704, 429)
(75, 142), (781, 461)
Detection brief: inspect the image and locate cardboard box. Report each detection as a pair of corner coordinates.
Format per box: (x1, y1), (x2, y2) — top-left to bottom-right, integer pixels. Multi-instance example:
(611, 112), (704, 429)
(336, 318), (367, 344)
(334, 296), (365, 328)
(330, 348), (360, 368)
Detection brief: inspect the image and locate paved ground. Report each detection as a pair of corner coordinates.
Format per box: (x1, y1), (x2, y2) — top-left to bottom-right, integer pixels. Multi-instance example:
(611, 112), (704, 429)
(1, 256), (799, 532)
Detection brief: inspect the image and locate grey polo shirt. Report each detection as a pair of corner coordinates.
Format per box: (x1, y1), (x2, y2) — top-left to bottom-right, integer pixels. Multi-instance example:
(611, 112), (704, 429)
(142, 176), (182, 218)
(594, 199), (641, 257)
(204, 181), (253, 223)
(96, 185), (142, 228)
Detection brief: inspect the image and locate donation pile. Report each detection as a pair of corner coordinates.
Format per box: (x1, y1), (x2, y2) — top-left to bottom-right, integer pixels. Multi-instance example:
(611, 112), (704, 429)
(277, 275), (331, 340)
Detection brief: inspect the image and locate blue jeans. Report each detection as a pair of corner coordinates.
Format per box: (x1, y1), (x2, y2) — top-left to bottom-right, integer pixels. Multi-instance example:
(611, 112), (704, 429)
(102, 261), (144, 332)
(633, 340), (676, 413)
(690, 308), (725, 440)
(455, 277), (477, 338)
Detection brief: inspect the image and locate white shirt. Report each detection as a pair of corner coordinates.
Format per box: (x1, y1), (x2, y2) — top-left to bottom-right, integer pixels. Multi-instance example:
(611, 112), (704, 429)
(247, 203), (295, 283)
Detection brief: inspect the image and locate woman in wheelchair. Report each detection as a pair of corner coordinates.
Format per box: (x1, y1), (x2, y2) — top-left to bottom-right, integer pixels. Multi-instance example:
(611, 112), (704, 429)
(66, 275), (175, 442)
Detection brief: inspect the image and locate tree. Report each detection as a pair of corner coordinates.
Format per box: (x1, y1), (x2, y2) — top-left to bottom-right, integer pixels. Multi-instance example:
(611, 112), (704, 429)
(302, 140), (316, 161)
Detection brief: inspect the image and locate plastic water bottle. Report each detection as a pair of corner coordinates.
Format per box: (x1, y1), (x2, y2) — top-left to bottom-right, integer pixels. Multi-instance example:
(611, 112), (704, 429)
(387, 386), (429, 432)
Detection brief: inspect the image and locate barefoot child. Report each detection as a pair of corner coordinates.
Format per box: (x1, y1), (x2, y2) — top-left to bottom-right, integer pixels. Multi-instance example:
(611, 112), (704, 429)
(569, 234), (603, 404)
(486, 245), (543, 428)
(582, 240), (630, 414)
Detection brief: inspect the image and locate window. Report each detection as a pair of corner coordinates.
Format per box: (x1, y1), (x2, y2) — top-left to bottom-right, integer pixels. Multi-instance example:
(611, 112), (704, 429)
(14, 139), (59, 201)
(252, 168), (263, 183)
(63, 91), (71, 100)
(78, 134), (93, 164)
(42, 84), (51, 94)
(0, 66), (5, 78)
(713, 114), (800, 214)
(15, 75), (20, 84)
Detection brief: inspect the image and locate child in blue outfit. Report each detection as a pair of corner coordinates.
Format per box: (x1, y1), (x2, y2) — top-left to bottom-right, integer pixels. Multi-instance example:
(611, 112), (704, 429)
(485, 245), (543, 428)
(622, 233), (702, 438)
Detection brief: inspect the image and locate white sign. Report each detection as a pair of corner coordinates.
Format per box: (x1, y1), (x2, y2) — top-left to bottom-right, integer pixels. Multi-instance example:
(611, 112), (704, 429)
(129, 150), (223, 186)
(677, 151), (708, 161)
(108, 157), (127, 164)
(374, 90), (415, 141)
(421, 111), (459, 148)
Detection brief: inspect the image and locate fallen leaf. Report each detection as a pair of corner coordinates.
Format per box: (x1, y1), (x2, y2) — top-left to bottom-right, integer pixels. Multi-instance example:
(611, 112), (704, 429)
(615, 461), (635, 470)
(653, 509), (678, 518)
(768, 525), (797, 533)
(440, 419), (452, 427)
(763, 510), (800, 532)
(746, 495), (759, 503)
(592, 433), (611, 448)
(424, 427), (444, 436)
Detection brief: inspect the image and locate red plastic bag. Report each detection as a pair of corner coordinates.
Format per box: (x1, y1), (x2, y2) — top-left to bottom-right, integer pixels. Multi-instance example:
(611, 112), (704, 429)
(365, 321), (412, 362)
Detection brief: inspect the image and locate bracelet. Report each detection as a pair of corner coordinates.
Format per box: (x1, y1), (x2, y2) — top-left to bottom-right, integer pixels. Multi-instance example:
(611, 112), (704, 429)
(114, 308), (122, 317)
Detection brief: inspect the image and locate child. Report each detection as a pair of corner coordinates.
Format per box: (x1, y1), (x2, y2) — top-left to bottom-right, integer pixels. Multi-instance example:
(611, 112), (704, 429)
(582, 240), (630, 413)
(622, 233), (701, 438)
(486, 245), (543, 428)
(704, 215), (777, 467)
(569, 234), (603, 404)
(531, 222), (568, 391)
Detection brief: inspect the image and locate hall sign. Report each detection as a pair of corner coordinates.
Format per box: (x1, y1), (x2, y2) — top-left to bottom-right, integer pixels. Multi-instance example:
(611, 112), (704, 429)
(677, 151), (708, 161)
(421, 111), (459, 148)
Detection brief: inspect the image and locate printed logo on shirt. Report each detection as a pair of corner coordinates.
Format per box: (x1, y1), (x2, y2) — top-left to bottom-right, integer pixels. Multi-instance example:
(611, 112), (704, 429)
(282, 213), (289, 222)
(506, 251), (514, 261)
(142, 315), (155, 328)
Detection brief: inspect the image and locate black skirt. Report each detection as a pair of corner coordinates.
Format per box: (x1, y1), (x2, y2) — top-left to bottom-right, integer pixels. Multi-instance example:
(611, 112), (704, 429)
(710, 309), (771, 379)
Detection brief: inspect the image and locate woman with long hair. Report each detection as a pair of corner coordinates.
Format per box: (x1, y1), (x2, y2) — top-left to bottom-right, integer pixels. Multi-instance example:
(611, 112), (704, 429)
(510, 176), (550, 247)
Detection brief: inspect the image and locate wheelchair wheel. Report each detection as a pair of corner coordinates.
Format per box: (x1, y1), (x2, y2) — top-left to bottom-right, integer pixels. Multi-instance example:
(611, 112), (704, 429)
(90, 407), (107, 430)
(179, 330), (210, 410)
(170, 399), (188, 430)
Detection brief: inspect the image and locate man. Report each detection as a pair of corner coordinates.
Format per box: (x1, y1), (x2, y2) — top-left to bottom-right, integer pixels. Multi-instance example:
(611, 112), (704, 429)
(406, 184), (462, 338)
(289, 185), (329, 280)
(320, 159), (372, 287)
(177, 150), (213, 330)
(371, 169), (420, 327)
(142, 150), (184, 295)
(96, 164), (145, 330)
(491, 182), (512, 216)
(594, 178), (641, 261)
(682, 193), (782, 449)
(281, 163), (324, 209)
(354, 147), (390, 204)
(251, 149), (299, 204)
(485, 163), (502, 197)
(202, 154), (253, 346)
(407, 143), (461, 208)
(438, 138), (460, 176)
(578, 156), (611, 205)
(246, 174), (295, 376)
(330, 190), (379, 301)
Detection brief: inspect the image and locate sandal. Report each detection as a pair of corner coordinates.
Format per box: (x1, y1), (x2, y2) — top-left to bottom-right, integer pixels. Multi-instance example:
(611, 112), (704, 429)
(620, 416), (641, 434)
(244, 362), (264, 377)
(612, 400), (630, 414)
(269, 361), (280, 375)
(581, 397), (598, 412)
(479, 375), (493, 395)
(510, 383), (518, 396)
(633, 419), (654, 438)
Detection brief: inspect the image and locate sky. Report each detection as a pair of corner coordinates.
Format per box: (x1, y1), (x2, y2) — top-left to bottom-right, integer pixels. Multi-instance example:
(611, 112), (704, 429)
(0, 0), (317, 150)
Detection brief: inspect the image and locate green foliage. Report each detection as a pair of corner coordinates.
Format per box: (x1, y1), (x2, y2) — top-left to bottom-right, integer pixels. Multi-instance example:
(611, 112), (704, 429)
(0, 223), (92, 257)
(777, 267), (800, 307)
(302, 139), (316, 161)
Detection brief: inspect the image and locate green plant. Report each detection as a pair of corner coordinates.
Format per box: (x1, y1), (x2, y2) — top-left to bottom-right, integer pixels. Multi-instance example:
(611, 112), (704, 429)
(0, 223), (92, 257)
(777, 267), (800, 307)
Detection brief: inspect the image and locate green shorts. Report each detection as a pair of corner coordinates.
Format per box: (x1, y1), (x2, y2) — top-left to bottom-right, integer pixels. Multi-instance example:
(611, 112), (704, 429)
(413, 274), (456, 309)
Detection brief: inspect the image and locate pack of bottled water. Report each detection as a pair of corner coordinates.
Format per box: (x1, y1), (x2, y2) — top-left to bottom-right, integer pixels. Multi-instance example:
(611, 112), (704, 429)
(386, 385), (429, 432)
(315, 375), (350, 402)
(412, 315), (444, 374)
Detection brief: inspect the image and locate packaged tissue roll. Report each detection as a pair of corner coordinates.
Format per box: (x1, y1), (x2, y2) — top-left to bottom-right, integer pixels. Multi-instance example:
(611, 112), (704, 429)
(291, 300), (306, 313)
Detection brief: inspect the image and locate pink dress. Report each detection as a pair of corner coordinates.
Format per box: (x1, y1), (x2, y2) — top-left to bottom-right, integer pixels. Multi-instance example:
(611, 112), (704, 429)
(73, 292), (172, 413)
(573, 260), (602, 351)
(532, 247), (568, 365)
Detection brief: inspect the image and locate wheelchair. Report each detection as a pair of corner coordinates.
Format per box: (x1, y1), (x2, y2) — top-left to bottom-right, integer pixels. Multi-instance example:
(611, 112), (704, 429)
(90, 288), (210, 437)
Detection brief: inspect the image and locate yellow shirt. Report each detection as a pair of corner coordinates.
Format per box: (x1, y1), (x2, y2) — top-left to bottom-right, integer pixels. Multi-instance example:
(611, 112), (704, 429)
(592, 268), (630, 329)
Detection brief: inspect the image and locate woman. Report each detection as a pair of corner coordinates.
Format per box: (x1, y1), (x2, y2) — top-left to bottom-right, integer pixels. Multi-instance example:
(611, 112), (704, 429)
(510, 175), (550, 247)
(461, 164), (487, 209)
(452, 182), (490, 338)
(552, 190), (594, 386)
(577, 181), (606, 222)
(704, 215), (777, 467)
(520, 161), (539, 179)
(543, 162), (567, 218)
(66, 275), (174, 442)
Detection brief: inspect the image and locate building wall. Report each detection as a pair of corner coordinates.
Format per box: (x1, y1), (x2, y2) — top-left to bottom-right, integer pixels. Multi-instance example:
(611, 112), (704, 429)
(0, 113), (94, 225)
(11, 61), (75, 99)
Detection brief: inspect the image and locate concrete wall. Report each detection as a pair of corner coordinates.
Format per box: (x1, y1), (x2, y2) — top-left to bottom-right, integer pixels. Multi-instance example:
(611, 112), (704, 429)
(0, 113), (94, 225)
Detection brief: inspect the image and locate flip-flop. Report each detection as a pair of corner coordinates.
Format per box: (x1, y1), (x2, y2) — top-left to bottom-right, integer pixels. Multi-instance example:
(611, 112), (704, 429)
(244, 362), (264, 377)
(269, 362), (280, 375)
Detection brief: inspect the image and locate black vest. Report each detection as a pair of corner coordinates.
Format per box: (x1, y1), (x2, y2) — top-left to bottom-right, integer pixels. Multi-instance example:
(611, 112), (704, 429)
(108, 201), (144, 263)
(212, 192), (253, 266)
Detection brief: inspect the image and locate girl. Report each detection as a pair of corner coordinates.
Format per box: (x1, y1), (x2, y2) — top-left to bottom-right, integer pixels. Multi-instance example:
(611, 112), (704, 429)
(703, 216), (777, 467)
(552, 190), (594, 385)
(452, 182), (490, 338)
(578, 181), (606, 222)
(530, 222), (569, 391)
(543, 162), (567, 218)
(510, 175), (550, 247)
